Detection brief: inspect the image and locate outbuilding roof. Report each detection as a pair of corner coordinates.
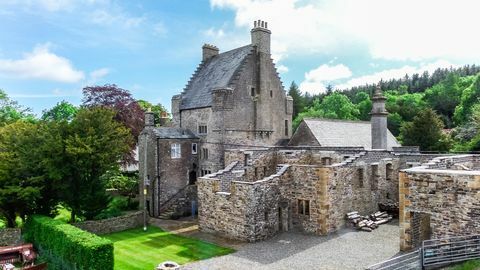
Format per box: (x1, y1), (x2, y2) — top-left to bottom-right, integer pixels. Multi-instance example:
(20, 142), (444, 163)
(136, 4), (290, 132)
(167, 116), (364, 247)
(180, 45), (253, 110)
(301, 118), (400, 150)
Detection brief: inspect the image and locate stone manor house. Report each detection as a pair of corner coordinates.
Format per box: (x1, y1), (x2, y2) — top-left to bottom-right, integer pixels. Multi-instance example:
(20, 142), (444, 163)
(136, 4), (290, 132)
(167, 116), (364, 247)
(139, 20), (480, 248)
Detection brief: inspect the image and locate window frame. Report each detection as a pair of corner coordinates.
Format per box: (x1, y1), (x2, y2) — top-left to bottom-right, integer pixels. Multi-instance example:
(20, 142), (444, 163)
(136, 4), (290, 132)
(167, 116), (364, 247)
(171, 143), (181, 159)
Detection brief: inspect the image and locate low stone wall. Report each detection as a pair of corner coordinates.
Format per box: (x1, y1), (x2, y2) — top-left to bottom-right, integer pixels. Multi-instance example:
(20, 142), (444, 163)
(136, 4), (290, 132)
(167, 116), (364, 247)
(74, 211), (145, 235)
(0, 228), (22, 246)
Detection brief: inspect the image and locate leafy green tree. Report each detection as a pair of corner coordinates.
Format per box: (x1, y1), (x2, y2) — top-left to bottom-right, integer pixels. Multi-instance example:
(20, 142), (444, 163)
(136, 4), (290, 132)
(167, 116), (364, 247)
(0, 89), (35, 126)
(387, 112), (403, 137)
(62, 108), (132, 221)
(0, 121), (43, 227)
(137, 99), (169, 126)
(454, 74), (480, 125)
(453, 103), (480, 151)
(293, 92), (359, 129)
(385, 91), (426, 122)
(82, 84), (143, 165)
(424, 73), (465, 127)
(352, 92), (372, 121)
(287, 81), (305, 118)
(400, 108), (450, 152)
(41, 101), (78, 121)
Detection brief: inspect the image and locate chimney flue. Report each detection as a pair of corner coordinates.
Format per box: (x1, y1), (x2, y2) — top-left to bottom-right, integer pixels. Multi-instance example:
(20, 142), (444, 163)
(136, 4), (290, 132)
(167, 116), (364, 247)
(370, 83), (388, 149)
(251, 20), (271, 54)
(145, 108), (155, 127)
(202, 43), (219, 61)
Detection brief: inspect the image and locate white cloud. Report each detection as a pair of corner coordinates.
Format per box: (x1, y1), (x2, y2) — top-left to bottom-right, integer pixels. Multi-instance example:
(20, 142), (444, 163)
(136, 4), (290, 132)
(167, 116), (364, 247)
(337, 60), (456, 90)
(89, 68), (109, 82)
(299, 64), (352, 94)
(277, 64), (289, 73)
(204, 27), (226, 39)
(0, 44), (85, 83)
(210, 0), (480, 62)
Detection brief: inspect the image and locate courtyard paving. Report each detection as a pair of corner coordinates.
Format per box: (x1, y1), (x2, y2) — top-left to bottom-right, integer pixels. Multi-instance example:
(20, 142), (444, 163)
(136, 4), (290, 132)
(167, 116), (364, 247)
(178, 221), (401, 270)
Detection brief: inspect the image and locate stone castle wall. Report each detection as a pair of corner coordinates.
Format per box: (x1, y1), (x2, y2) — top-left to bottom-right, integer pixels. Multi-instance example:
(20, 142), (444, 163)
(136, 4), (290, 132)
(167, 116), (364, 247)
(199, 148), (418, 241)
(399, 156), (480, 251)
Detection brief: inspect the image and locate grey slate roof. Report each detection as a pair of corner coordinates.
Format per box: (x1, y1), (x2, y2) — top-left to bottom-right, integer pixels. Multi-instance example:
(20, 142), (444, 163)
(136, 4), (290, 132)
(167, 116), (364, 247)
(302, 118), (400, 150)
(152, 127), (198, 139)
(180, 45), (253, 110)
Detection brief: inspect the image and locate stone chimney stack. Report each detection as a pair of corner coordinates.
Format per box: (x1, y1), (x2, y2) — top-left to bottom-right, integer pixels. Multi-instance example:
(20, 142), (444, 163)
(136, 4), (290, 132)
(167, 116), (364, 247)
(202, 44), (219, 61)
(370, 84), (388, 149)
(159, 111), (169, 127)
(251, 20), (271, 54)
(145, 108), (155, 127)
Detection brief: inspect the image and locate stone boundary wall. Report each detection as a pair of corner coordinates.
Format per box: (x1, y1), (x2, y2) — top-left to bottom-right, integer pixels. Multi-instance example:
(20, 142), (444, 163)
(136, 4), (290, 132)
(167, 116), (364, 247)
(0, 228), (22, 246)
(74, 211), (144, 235)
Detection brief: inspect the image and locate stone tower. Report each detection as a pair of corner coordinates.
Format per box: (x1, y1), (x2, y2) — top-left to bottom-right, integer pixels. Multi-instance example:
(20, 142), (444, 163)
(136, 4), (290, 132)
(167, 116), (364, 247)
(370, 84), (388, 149)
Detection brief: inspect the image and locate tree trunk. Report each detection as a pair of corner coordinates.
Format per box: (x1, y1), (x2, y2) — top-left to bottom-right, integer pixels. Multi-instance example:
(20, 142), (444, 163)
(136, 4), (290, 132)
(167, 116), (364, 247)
(6, 213), (16, 228)
(70, 210), (76, 223)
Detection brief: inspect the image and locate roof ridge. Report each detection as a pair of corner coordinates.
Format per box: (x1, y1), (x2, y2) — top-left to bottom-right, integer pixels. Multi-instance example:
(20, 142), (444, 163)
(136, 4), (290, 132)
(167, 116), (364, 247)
(303, 118), (371, 124)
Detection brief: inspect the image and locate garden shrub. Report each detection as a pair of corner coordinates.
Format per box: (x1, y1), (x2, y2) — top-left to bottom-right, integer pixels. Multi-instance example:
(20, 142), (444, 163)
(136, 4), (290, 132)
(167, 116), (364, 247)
(23, 215), (113, 270)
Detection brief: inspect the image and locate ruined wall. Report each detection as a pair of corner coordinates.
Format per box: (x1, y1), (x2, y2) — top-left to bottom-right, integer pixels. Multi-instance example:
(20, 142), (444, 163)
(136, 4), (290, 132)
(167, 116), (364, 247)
(399, 168), (480, 251)
(278, 165), (326, 234)
(198, 161), (289, 242)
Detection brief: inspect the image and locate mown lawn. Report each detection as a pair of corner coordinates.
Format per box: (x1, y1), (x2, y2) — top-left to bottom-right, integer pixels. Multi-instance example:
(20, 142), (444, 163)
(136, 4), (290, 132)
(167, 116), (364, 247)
(448, 259), (480, 270)
(103, 226), (235, 270)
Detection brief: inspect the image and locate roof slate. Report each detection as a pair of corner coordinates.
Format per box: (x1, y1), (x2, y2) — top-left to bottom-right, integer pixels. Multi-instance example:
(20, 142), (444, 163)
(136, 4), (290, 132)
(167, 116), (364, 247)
(180, 45), (252, 110)
(302, 118), (400, 150)
(152, 127), (198, 139)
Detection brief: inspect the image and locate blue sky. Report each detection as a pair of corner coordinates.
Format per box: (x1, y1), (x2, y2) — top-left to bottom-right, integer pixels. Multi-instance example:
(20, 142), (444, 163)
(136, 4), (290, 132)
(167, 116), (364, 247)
(1, 0), (480, 115)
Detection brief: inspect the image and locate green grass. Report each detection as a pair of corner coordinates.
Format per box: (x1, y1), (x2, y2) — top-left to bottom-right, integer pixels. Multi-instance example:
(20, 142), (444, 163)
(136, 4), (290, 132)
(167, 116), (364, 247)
(103, 226), (234, 270)
(448, 259), (480, 270)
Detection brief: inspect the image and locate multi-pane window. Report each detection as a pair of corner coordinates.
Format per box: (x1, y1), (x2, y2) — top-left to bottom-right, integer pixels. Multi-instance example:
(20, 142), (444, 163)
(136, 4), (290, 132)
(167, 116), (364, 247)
(202, 148), (209, 160)
(198, 125), (208, 134)
(298, 199), (310, 216)
(171, 143), (181, 159)
(192, 143), (197, 154)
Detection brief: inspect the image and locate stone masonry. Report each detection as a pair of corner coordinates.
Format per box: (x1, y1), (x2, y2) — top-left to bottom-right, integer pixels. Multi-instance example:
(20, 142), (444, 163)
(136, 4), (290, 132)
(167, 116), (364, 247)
(399, 155), (480, 251)
(198, 147), (432, 242)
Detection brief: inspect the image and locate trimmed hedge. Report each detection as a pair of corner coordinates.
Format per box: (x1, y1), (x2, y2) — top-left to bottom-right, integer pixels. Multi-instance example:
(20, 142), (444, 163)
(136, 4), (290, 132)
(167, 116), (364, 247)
(23, 215), (114, 270)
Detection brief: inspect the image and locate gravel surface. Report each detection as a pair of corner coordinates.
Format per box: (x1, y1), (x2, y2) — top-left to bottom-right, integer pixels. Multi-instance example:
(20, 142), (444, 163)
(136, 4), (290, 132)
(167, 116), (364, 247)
(182, 221), (400, 270)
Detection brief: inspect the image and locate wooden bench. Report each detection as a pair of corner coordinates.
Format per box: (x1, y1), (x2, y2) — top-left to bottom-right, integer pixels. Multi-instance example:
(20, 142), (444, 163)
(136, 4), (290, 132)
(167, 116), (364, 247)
(22, 262), (47, 270)
(0, 244), (35, 265)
